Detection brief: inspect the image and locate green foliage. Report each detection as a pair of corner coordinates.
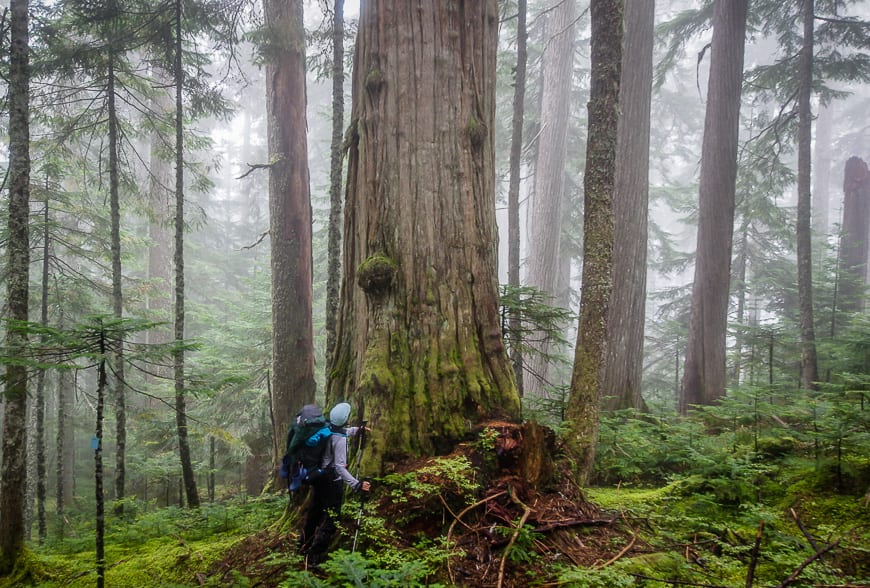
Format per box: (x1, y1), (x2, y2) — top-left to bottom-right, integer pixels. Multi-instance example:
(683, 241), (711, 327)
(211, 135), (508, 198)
(555, 564), (635, 588)
(382, 455), (480, 508)
(280, 549), (447, 588)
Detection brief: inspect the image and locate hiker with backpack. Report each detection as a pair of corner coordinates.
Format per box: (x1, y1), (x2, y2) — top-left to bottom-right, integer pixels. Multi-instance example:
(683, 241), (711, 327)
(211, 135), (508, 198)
(296, 402), (370, 568)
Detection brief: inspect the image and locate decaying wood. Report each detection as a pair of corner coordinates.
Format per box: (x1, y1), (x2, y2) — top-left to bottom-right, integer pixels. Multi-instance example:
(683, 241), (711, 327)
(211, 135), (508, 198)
(497, 487), (533, 588)
(790, 507), (823, 557)
(745, 520), (764, 588)
(775, 539), (841, 588)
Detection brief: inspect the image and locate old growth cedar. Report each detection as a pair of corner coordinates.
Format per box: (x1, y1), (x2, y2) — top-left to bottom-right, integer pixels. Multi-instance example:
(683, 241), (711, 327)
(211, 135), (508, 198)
(329, 0), (521, 473)
(264, 0), (316, 480)
(838, 157), (870, 315)
(679, 0), (748, 414)
(602, 0), (654, 412)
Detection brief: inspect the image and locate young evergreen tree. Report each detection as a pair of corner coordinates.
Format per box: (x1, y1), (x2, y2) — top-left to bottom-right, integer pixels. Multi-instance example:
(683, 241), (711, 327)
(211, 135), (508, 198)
(566, 0), (623, 485)
(0, 0), (32, 572)
(679, 0), (748, 414)
(329, 0), (521, 472)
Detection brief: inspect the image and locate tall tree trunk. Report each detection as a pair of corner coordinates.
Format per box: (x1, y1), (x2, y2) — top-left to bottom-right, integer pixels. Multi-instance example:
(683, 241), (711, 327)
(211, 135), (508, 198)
(107, 60), (128, 513)
(525, 0), (577, 398)
(174, 0), (200, 508)
(264, 0), (316, 484)
(679, 0), (748, 414)
(329, 0), (521, 473)
(325, 0), (346, 377)
(797, 0), (819, 390)
(0, 0), (31, 572)
(812, 101), (834, 237)
(838, 157), (870, 314)
(566, 0), (623, 485)
(601, 0), (653, 412)
(508, 0), (528, 397)
(35, 200), (50, 543)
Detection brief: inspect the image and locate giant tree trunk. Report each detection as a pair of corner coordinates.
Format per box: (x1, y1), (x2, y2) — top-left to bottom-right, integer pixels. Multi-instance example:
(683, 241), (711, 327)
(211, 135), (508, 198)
(325, 0), (346, 377)
(838, 157), (870, 314)
(173, 0), (200, 508)
(0, 0), (31, 572)
(566, 0), (623, 485)
(507, 0), (529, 397)
(329, 0), (521, 473)
(601, 0), (653, 412)
(524, 0), (577, 399)
(264, 0), (316, 484)
(796, 0), (819, 390)
(679, 0), (748, 414)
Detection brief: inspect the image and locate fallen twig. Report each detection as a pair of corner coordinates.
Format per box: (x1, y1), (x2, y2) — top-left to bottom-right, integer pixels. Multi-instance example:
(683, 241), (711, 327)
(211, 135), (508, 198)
(790, 507), (823, 557)
(595, 531), (637, 569)
(497, 487), (533, 588)
(445, 490), (507, 586)
(746, 520), (764, 588)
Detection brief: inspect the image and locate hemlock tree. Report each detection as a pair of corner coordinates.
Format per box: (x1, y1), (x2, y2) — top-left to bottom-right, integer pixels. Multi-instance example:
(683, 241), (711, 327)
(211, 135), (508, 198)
(507, 0), (529, 396)
(0, 0), (31, 572)
(601, 0), (654, 412)
(263, 0), (316, 475)
(525, 0), (577, 399)
(679, 0), (748, 414)
(329, 0), (521, 472)
(566, 0), (623, 485)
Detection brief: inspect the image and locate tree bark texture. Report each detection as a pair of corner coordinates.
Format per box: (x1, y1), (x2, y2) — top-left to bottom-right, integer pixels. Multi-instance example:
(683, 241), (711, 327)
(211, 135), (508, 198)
(108, 61), (128, 510)
(264, 0), (316, 482)
(57, 368), (76, 536)
(524, 0), (577, 399)
(679, 0), (747, 414)
(36, 202), (51, 543)
(566, 0), (623, 485)
(601, 0), (653, 412)
(508, 0), (528, 396)
(0, 0), (31, 572)
(329, 0), (521, 472)
(174, 0), (200, 508)
(797, 0), (819, 390)
(838, 157), (870, 314)
(326, 0), (346, 377)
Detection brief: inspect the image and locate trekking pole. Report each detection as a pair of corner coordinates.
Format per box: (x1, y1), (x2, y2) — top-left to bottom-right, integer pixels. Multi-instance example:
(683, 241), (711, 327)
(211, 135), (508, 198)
(352, 421), (367, 553)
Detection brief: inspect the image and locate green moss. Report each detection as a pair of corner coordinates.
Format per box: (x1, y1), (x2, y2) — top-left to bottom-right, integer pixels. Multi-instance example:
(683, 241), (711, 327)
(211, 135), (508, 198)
(465, 115), (486, 149)
(357, 254), (397, 294)
(365, 68), (385, 93)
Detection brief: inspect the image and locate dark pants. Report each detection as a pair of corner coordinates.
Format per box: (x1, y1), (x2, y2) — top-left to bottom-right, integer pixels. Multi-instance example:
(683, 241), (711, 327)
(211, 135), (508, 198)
(299, 473), (344, 564)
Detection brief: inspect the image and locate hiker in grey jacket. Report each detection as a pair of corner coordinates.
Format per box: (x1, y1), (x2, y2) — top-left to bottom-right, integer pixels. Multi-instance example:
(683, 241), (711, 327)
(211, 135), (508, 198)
(299, 402), (370, 567)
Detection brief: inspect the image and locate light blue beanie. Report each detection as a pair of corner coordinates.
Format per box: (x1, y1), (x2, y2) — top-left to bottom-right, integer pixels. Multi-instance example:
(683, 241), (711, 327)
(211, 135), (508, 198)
(329, 402), (352, 427)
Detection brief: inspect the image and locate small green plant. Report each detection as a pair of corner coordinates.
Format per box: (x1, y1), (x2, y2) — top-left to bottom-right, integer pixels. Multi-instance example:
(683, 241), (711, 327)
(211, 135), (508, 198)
(478, 427), (500, 452)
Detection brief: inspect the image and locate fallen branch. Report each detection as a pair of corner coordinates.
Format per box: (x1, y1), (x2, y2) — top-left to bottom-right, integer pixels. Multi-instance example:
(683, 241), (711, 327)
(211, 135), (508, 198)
(775, 539), (841, 588)
(445, 490), (507, 586)
(595, 531), (637, 569)
(497, 487), (533, 588)
(790, 508), (823, 557)
(746, 520), (764, 588)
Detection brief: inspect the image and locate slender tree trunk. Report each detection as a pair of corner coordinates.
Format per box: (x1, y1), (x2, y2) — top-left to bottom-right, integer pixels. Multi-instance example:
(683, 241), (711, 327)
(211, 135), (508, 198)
(0, 0), (31, 572)
(56, 367), (75, 538)
(812, 101), (834, 236)
(264, 0), (316, 484)
(35, 201), (50, 543)
(733, 222), (749, 384)
(95, 333), (108, 588)
(679, 0), (748, 414)
(838, 157), (870, 314)
(601, 0), (653, 412)
(566, 0), (623, 485)
(329, 0), (521, 473)
(325, 0), (346, 377)
(525, 0), (577, 398)
(508, 0), (528, 397)
(174, 0), (200, 508)
(108, 60), (127, 513)
(797, 0), (819, 390)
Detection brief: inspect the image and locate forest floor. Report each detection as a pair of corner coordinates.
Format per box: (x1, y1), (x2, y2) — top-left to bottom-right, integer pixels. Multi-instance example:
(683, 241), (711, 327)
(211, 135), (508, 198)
(3, 422), (869, 587)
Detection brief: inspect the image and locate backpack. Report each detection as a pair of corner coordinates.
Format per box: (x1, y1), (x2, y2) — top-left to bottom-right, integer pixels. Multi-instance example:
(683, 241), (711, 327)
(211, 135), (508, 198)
(280, 404), (338, 491)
